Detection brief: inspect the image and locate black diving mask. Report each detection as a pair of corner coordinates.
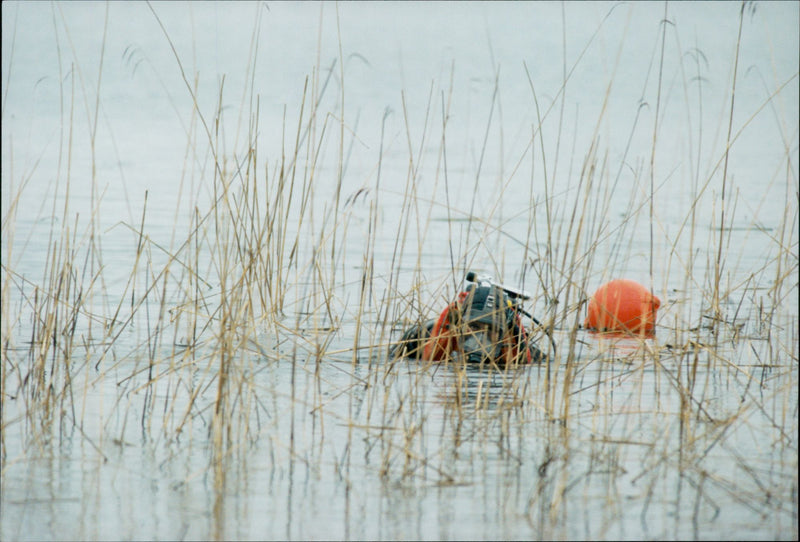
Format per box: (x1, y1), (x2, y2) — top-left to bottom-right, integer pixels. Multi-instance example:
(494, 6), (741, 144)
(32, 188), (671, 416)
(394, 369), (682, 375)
(461, 323), (504, 364)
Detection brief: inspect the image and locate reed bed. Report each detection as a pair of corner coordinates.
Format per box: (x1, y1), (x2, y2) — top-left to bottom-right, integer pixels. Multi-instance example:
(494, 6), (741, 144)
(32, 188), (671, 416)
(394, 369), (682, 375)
(1, 2), (797, 540)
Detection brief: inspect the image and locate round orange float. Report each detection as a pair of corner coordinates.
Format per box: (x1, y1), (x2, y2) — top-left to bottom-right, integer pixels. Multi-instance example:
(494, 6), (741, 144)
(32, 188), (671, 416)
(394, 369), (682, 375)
(584, 279), (660, 335)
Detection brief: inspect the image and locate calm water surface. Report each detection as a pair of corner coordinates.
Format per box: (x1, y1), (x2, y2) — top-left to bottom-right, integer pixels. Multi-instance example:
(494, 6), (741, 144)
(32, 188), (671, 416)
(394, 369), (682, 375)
(2, 1), (798, 540)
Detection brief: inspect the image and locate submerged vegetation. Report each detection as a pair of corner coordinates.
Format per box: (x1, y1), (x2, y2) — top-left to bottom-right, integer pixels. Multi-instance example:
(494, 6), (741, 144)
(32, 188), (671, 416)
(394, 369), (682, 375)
(1, 1), (797, 540)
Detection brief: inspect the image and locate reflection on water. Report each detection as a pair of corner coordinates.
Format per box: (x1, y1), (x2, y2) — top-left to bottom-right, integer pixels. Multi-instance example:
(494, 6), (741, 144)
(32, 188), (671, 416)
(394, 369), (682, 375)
(2, 329), (797, 539)
(2, 1), (798, 540)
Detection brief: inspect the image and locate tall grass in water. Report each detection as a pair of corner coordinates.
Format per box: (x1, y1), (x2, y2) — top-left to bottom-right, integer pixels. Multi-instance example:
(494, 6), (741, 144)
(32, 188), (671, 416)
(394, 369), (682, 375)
(1, 2), (797, 539)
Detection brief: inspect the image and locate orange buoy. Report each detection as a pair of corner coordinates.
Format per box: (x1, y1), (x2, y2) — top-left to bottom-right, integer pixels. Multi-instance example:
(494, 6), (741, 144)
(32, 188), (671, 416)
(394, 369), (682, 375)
(584, 279), (661, 335)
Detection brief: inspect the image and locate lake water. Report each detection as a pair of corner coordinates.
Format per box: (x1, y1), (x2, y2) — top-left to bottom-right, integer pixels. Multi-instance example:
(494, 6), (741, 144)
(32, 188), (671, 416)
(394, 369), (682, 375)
(2, 1), (798, 540)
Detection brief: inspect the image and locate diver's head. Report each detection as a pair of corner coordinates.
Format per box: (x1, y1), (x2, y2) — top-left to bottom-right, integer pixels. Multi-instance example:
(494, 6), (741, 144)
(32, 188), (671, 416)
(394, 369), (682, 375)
(461, 321), (504, 364)
(458, 283), (509, 363)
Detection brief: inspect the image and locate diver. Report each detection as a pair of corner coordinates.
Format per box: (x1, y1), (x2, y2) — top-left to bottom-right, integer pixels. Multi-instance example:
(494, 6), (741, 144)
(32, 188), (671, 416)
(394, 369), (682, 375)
(391, 272), (553, 366)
